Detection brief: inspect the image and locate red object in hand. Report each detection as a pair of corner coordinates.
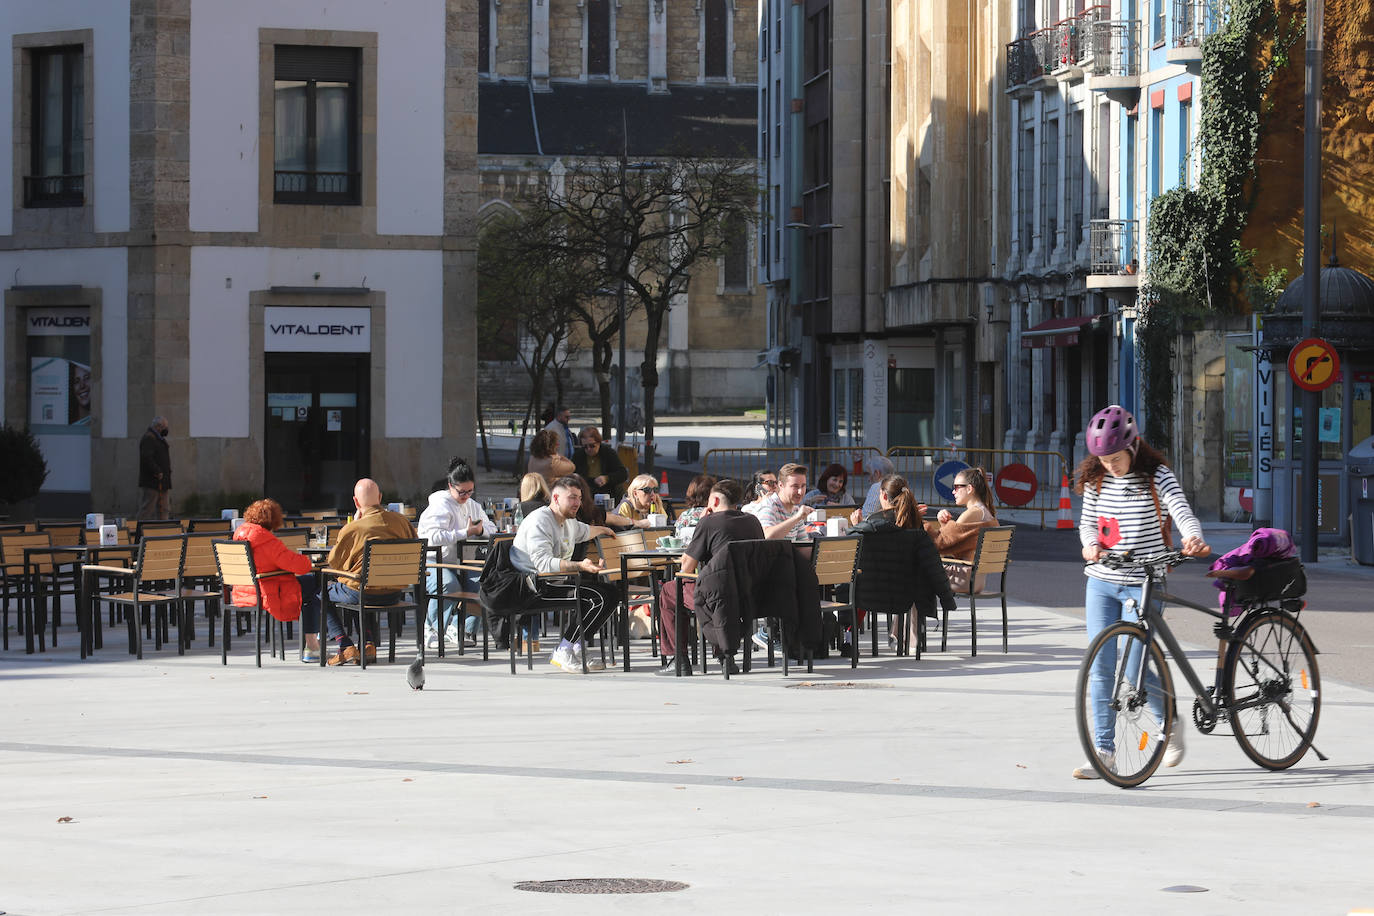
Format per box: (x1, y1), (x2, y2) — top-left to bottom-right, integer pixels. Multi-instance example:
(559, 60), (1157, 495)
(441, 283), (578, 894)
(1097, 516), (1121, 549)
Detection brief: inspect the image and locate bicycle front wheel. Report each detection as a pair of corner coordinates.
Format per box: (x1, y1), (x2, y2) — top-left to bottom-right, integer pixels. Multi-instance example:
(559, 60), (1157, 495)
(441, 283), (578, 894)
(1075, 621), (1175, 788)
(1225, 610), (1321, 770)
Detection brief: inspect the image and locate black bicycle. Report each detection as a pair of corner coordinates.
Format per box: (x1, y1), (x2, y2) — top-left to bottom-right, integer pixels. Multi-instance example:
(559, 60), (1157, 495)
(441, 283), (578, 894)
(1074, 549), (1326, 788)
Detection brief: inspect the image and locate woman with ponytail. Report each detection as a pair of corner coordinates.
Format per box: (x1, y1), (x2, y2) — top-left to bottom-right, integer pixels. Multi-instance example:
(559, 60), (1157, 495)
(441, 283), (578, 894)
(417, 457), (496, 649)
(849, 475), (955, 655)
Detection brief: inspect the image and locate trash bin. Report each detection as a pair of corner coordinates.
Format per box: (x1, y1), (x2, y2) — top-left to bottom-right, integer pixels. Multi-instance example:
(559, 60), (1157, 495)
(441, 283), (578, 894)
(1346, 436), (1374, 565)
(676, 440), (700, 463)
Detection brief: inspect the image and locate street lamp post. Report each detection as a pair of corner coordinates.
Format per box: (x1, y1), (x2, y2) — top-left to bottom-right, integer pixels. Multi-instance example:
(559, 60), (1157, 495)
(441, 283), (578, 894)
(1299, 0), (1323, 561)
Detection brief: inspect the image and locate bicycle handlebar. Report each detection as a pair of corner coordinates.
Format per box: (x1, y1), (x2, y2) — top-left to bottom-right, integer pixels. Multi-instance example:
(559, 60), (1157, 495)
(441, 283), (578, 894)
(1092, 549), (1193, 572)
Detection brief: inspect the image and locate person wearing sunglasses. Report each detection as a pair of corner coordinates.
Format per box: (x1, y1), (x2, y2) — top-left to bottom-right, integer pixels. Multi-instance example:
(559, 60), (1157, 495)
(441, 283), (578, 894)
(929, 467), (999, 594)
(744, 470), (779, 510)
(572, 426), (629, 499)
(615, 473), (668, 523)
(418, 457), (495, 649)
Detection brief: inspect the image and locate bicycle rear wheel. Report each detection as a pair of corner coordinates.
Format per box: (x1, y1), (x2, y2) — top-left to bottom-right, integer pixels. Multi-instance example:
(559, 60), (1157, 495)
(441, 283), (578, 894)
(1075, 621), (1175, 788)
(1225, 610), (1320, 770)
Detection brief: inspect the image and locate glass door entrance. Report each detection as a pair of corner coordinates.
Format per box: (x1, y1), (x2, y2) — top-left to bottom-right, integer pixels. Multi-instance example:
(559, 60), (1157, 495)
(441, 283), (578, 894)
(264, 353), (369, 512)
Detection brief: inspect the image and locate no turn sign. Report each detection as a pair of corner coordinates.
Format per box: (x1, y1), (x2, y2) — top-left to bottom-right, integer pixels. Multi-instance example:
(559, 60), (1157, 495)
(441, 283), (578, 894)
(994, 463), (1039, 507)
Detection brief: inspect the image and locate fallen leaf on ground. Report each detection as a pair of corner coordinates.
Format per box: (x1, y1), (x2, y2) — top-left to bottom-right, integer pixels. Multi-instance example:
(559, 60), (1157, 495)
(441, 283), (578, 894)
(347, 691), (369, 695)
(402, 778), (414, 782)
(663, 702), (677, 706)
(253, 795), (268, 799)
(1307, 801), (1321, 808)
(668, 759), (693, 764)
(1016, 764), (1027, 769)
(729, 776), (744, 781)
(674, 786), (686, 790)
(57, 816), (73, 823)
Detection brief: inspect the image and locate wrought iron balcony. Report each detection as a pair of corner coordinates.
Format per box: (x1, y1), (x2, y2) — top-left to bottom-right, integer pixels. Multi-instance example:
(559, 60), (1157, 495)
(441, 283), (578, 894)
(23, 174), (84, 208)
(1006, 6), (1111, 88)
(1173, 0), (1224, 47)
(273, 170), (360, 204)
(1087, 20), (1141, 78)
(1089, 219), (1139, 274)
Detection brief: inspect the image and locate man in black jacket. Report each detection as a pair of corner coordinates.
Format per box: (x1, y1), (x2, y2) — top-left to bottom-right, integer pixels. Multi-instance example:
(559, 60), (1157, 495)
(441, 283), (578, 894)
(137, 416), (171, 519)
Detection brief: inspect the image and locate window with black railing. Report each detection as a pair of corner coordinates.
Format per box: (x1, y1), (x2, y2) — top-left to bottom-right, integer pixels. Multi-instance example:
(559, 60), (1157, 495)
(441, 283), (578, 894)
(26, 45), (85, 208)
(274, 45), (360, 205)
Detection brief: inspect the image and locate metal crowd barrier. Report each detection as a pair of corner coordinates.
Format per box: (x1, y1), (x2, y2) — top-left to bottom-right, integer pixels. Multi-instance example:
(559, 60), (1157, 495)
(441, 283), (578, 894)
(703, 445), (1071, 527)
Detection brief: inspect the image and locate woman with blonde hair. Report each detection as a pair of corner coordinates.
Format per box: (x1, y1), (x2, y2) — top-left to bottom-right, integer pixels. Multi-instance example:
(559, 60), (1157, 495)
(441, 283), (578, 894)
(519, 472), (551, 517)
(615, 473), (667, 523)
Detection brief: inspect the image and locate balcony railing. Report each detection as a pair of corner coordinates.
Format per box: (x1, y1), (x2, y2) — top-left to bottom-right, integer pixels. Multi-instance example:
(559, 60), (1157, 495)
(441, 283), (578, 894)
(1089, 219), (1139, 274)
(273, 170), (360, 204)
(1006, 6), (1113, 88)
(23, 174), (84, 208)
(1173, 0), (1225, 46)
(1088, 20), (1141, 78)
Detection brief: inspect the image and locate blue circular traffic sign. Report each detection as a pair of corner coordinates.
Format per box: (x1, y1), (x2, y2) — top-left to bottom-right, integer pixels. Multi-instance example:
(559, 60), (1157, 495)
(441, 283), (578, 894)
(933, 460), (970, 502)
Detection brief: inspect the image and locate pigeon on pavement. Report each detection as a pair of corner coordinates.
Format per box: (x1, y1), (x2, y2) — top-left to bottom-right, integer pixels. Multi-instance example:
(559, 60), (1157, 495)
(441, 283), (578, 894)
(406, 656), (425, 690)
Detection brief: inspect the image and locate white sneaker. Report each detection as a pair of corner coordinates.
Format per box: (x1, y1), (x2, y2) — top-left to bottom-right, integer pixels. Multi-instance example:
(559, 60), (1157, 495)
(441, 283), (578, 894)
(1163, 727), (1186, 767)
(1072, 750), (1114, 780)
(563, 646), (605, 673)
(751, 630), (770, 651)
(424, 627), (439, 650)
(550, 645), (574, 670)
(443, 624), (461, 647)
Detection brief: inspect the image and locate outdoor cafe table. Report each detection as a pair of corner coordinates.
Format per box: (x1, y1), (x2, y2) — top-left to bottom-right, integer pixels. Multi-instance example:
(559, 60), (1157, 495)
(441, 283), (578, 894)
(616, 547), (685, 671)
(48, 544), (137, 658)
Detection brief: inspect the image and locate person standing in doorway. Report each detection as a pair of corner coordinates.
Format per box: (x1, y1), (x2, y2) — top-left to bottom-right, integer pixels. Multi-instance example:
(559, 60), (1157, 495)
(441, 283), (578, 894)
(138, 416), (171, 519)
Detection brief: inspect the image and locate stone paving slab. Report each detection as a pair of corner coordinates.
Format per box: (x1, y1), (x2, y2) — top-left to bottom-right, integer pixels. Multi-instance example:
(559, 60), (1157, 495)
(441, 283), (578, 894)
(1, 601), (1371, 915)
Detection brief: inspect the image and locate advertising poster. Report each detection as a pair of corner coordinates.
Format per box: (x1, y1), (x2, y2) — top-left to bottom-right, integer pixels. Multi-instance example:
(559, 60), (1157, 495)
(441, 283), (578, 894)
(30, 357), (91, 427)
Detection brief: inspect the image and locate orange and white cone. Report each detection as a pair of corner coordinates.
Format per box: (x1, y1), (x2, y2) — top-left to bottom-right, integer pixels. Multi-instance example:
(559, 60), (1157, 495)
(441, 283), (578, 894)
(659, 470), (670, 496)
(1056, 473), (1074, 529)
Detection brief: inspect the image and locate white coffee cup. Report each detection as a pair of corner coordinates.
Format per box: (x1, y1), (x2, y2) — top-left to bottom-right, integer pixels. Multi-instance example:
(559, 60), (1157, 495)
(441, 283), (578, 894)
(99, 524), (118, 546)
(86, 513), (104, 530)
(648, 513), (667, 528)
(826, 517), (847, 537)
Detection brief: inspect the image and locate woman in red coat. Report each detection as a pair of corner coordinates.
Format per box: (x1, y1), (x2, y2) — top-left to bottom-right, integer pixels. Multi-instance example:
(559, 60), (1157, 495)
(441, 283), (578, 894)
(232, 498), (321, 661)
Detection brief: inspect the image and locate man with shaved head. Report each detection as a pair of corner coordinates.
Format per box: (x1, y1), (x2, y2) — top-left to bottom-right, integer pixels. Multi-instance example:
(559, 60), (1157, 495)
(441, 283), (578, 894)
(323, 478), (416, 665)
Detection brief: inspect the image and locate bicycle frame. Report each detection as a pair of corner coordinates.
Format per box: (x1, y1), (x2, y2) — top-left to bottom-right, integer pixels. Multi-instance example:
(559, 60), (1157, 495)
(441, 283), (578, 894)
(1132, 570), (1226, 721)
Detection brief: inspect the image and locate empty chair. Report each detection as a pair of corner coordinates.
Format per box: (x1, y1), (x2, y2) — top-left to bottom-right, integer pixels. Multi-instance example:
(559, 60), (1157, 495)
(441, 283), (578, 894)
(86, 535), (187, 659)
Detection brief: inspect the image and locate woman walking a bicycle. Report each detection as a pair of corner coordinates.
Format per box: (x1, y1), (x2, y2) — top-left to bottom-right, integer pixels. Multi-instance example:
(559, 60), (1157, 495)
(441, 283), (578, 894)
(1073, 405), (1210, 780)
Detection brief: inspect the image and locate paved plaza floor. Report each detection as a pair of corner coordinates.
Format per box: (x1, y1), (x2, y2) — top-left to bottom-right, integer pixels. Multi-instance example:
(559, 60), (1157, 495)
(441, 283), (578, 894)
(2, 599), (1372, 915)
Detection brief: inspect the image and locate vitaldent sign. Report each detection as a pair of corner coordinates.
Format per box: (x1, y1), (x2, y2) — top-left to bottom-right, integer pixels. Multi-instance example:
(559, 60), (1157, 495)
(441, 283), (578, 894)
(264, 306), (371, 353)
(27, 308), (91, 336)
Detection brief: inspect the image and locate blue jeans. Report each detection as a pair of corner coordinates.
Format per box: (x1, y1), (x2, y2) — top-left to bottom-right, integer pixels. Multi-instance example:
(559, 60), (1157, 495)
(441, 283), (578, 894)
(1084, 575), (1165, 754)
(325, 582), (400, 646)
(425, 567), (480, 634)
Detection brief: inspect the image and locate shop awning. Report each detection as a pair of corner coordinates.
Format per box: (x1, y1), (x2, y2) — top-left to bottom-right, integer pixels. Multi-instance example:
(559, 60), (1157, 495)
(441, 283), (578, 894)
(1020, 315), (1100, 349)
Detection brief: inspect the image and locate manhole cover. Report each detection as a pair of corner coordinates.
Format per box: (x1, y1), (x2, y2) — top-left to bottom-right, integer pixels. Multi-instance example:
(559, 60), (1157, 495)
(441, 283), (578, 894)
(514, 878), (689, 895)
(786, 681), (892, 689)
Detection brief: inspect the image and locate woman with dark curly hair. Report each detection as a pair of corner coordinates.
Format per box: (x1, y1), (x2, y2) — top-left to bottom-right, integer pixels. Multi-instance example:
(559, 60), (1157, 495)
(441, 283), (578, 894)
(232, 498), (321, 661)
(804, 463), (849, 506)
(527, 428), (575, 486)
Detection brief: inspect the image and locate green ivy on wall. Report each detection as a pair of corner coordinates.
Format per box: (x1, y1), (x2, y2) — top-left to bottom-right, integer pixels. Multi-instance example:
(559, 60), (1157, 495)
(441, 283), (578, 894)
(1138, 0), (1299, 448)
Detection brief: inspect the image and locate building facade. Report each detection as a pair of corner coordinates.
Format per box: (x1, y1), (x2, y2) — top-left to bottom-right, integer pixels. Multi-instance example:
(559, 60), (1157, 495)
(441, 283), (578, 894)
(476, 0), (765, 417)
(2, 0), (477, 515)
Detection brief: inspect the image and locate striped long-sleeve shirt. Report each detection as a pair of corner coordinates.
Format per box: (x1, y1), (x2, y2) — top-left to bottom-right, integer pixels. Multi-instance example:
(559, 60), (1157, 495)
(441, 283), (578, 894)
(1080, 466), (1203, 585)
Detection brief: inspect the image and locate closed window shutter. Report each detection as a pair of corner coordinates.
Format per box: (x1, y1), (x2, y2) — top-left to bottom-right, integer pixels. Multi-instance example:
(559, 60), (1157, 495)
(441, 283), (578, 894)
(275, 46), (358, 82)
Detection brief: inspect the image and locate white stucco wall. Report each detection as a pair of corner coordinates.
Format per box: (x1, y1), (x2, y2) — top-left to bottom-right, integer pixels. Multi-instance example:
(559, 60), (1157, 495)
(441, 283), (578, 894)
(0, 0), (132, 236)
(188, 0), (445, 236)
(189, 246), (444, 439)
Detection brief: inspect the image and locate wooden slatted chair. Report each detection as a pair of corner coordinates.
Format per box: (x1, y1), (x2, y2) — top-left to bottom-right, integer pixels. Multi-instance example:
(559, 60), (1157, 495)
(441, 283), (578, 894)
(35, 522), (83, 634)
(178, 532), (224, 650)
(87, 535), (187, 659)
(188, 518), (233, 534)
(321, 539), (426, 668)
(594, 528), (662, 662)
(136, 519), (183, 540)
(1, 532), (58, 652)
(211, 539), (289, 666)
(939, 526), (1015, 656)
(424, 542), (487, 659)
(810, 535), (862, 668)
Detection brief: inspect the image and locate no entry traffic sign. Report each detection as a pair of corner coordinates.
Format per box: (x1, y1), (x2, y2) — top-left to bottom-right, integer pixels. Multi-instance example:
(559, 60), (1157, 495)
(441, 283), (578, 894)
(994, 462), (1039, 507)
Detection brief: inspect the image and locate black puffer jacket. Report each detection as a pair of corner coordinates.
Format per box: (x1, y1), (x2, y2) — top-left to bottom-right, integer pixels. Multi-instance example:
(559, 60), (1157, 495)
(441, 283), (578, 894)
(852, 510), (956, 619)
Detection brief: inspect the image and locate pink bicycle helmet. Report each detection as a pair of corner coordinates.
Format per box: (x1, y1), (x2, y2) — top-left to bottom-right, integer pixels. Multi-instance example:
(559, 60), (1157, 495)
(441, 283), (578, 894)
(1085, 405), (1138, 457)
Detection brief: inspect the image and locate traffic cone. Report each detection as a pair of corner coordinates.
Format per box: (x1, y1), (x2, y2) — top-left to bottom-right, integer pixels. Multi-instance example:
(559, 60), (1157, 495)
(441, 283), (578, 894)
(1056, 473), (1074, 529)
(659, 470), (670, 496)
